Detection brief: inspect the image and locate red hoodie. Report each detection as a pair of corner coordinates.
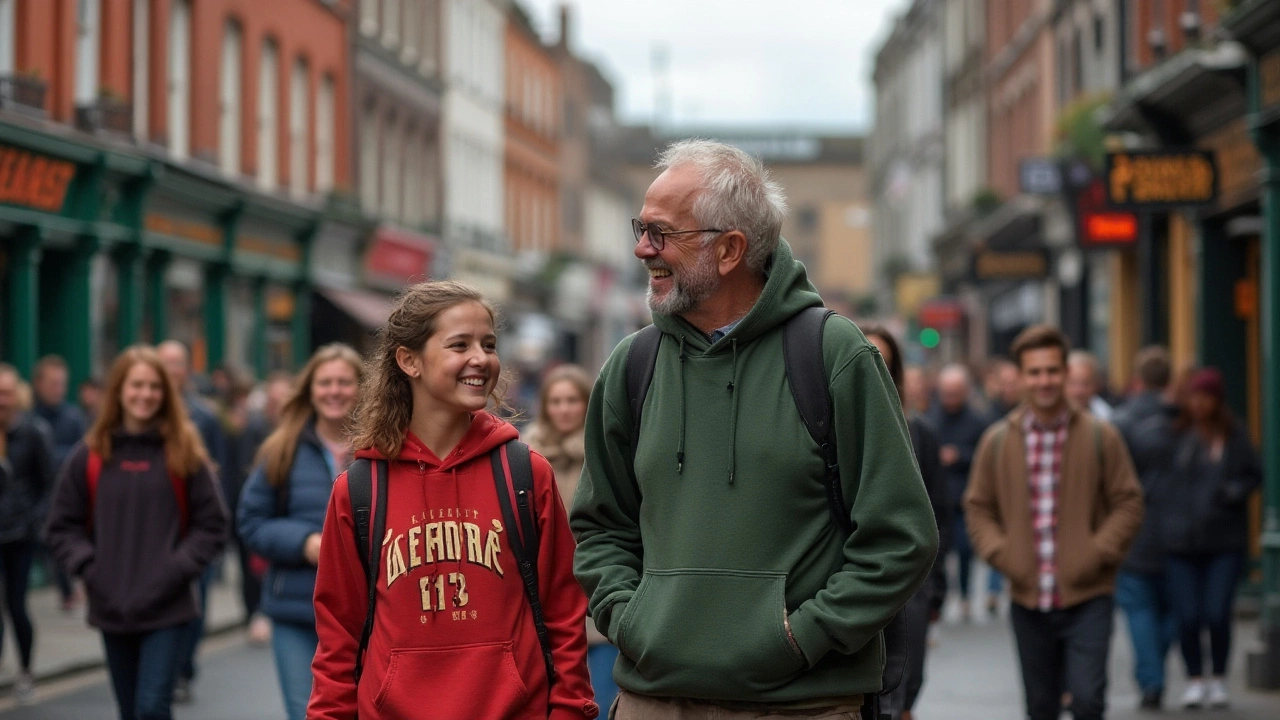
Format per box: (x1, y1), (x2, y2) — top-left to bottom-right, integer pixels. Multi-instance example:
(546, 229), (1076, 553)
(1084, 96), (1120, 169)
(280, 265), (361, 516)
(308, 413), (598, 720)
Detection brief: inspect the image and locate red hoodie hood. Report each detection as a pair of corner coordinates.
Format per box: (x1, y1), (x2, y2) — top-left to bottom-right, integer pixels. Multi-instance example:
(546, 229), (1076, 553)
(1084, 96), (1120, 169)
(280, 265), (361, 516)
(354, 411), (518, 472)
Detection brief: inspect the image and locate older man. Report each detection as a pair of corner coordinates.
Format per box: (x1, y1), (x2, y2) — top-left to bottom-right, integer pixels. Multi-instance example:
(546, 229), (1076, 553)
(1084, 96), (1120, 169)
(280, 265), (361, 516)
(571, 140), (938, 720)
(1067, 350), (1113, 421)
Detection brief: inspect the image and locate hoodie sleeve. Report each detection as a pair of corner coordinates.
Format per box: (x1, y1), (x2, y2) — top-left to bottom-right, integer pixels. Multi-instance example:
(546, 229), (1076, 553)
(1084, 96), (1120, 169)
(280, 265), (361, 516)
(529, 452), (598, 720)
(569, 341), (646, 643)
(237, 464), (315, 564)
(786, 325), (940, 666)
(308, 472), (364, 720)
(172, 461), (229, 581)
(43, 443), (95, 577)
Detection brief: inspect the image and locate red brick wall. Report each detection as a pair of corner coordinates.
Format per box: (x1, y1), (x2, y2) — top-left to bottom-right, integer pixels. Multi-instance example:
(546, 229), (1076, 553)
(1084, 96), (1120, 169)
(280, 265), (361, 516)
(1128, 0), (1219, 74)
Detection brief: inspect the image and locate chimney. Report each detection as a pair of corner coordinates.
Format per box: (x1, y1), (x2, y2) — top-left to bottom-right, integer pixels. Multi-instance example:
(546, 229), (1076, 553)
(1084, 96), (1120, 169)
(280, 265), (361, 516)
(559, 5), (571, 49)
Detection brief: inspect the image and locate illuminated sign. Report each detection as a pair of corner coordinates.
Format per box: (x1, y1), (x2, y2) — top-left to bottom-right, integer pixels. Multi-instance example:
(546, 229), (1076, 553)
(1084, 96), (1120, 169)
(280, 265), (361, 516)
(1077, 179), (1138, 248)
(0, 145), (77, 213)
(972, 250), (1049, 282)
(1104, 150), (1217, 209)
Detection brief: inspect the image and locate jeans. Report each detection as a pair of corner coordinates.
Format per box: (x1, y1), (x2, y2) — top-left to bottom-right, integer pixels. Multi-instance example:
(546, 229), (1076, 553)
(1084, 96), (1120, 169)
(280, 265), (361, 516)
(952, 506), (974, 600)
(271, 620), (318, 720)
(177, 563), (215, 682)
(1010, 596), (1114, 720)
(1167, 553), (1243, 678)
(0, 540), (36, 670)
(102, 624), (186, 720)
(588, 644), (620, 713)
(1116, 571), (1174, 693)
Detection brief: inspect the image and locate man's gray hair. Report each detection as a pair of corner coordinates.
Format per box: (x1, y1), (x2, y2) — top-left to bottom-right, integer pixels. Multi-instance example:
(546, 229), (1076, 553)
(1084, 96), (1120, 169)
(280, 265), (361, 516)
(656, 139), (788, 273)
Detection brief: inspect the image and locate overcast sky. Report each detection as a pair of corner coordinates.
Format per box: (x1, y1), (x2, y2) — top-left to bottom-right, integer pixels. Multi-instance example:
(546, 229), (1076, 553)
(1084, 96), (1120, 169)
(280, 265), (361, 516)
(519, 0), (912, 132)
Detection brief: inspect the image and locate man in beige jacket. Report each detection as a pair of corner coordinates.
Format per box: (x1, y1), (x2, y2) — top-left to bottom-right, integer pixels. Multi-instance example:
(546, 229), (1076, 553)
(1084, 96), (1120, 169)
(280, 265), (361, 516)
(965, 324), (1143, 720)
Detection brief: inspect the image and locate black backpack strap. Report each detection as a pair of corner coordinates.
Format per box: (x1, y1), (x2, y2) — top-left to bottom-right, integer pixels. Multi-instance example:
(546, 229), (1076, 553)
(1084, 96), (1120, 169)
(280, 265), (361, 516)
(783, 307), (849, 534)
(347, 458), (388, 687)
(625, 325), (663, 449)
(491, 440), (556, 689)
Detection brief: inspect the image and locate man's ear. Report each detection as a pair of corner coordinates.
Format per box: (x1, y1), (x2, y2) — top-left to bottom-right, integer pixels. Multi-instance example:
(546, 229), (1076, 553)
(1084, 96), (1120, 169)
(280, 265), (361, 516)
(717, 231), (749, 275)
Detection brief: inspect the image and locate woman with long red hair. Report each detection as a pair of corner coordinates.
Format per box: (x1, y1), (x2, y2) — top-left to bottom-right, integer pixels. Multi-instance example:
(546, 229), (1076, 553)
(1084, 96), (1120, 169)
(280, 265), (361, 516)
(45, 345), (228, 720)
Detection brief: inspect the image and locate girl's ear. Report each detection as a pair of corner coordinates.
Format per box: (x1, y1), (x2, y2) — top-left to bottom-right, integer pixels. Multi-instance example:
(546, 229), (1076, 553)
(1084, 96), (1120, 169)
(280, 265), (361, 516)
(394, 347), (420, 379)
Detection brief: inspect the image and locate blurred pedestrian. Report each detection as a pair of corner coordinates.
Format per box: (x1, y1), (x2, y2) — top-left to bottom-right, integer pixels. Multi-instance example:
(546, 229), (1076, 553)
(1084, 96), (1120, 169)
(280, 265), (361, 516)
(0, 363), (56, 704)
(237, 344), (362, 720)
(1162, 367), (1260, 709)
(79, 376), (104, 423)
(522, 364), (616, 708)
(965, 325), (1143, 720)
(863, 326), (949, 720)
(31, 355), (88, 613)
(156, 340), (226, 704)
(982, 357), (1021, 419)
(572, 139), (936, 719)
(308, 281), (594, 720)
(1111, 346), (1178, 709)
(904, 365), (932, 417)
(925, 363), (991, 621)
(44, 345), (228, 720)
(1067, 351), (1113, 421)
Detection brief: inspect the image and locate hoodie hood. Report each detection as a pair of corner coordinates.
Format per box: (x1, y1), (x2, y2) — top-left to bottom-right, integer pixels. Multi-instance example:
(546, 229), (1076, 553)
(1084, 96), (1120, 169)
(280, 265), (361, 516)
(651, 238), (822, 351)
(354, 411), (518, 472)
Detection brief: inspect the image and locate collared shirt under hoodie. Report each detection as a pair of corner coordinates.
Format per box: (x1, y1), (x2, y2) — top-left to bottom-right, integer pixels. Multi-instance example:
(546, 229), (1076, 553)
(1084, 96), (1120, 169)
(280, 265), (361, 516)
(308, 412), (596, 720)
(1023, 410), (1068, 611)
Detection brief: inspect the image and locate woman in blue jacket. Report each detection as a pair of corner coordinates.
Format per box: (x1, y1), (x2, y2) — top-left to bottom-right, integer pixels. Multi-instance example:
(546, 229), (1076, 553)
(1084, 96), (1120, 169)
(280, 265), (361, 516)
(237, 344), (362, 720)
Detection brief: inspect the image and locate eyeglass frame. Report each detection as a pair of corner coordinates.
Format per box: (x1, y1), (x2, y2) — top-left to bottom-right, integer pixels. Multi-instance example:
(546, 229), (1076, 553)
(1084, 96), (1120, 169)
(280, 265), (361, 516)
(631, 218), (723, 251)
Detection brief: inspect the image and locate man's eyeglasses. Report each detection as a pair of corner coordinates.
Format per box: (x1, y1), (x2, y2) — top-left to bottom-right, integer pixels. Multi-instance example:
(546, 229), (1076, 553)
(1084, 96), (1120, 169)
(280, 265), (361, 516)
(631, 218), (722, 251)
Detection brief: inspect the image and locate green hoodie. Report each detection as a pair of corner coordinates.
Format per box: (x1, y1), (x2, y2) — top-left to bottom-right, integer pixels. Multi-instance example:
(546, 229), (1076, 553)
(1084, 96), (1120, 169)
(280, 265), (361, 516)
(571, 240), (940, 704)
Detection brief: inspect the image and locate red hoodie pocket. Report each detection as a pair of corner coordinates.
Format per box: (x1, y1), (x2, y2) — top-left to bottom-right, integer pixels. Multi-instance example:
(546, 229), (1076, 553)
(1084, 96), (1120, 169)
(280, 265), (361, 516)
(373, 641), (533, 718)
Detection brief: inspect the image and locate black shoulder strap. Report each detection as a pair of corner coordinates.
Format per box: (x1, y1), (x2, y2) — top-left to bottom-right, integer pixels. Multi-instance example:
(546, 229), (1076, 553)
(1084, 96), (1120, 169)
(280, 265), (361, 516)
(625, 325), (663, 449)
(347, 457), (388, 687)
(491, 440), (556, 690)
(783, 307), (849, 534)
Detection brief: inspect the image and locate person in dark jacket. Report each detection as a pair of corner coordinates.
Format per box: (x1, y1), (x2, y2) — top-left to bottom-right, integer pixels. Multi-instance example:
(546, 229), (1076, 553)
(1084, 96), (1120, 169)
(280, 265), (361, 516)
(44, 345), (228, 720)
(925, 363), (990, 621)
(0, 364), (56, 703)
(1110, 346), (1177, 709)
(863, 326), (949, 720)
(237, 344), (362, 720)
(1159, 368), (1260, 710)
(31, 354), (88, 612)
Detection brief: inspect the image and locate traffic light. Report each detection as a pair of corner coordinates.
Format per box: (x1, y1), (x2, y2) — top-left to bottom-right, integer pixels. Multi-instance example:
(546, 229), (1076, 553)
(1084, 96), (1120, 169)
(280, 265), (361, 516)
(919, 327), (941, 349)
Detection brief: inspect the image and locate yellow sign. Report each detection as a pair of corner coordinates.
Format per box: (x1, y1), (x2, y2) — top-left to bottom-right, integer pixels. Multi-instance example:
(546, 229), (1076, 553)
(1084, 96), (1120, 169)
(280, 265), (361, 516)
(237, 235), (300, 262)
(145, 214), (222, 247)
(973, 251), (1048, 281)
(0, 145), (77, 213)
(1105, 150), (1217, 209)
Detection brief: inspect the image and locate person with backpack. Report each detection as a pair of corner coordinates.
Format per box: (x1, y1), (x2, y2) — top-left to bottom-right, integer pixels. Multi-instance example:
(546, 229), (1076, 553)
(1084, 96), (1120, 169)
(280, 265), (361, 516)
(308, 280), (595, 720)
(44, 345), (228, 720)
(236, 344), (362, 720)
(964, 325), (1144, 720)
(570, 139), (938, 720)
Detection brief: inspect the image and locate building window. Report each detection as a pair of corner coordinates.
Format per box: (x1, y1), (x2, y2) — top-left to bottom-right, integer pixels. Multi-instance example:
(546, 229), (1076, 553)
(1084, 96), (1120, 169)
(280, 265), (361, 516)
(1072, 27), (1084, 94)
(360, 102), (379, 212)
(402, 0), (419, 64)
(219, 22), (242, 176)
(76, 0), (101, 104)
(419, 0), (439, 75)
(360, 0), (378, 37)
(316, 74), (335, 194)
(381, 0), (399, 49)
(289, 58), (309, 198)
(168, 0), (191, 159)
(0, 0), (14, 76)
(403, 132), (421, 227)
(132, 0), (148, 139)
(1094, 13), (1105, 53)
(382, 116), (401, 221)
(258, 39), (279, 190)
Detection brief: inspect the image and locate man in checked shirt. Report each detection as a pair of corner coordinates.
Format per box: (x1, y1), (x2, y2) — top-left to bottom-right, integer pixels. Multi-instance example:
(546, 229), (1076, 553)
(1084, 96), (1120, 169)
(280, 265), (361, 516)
(965, 324), (1144, 720)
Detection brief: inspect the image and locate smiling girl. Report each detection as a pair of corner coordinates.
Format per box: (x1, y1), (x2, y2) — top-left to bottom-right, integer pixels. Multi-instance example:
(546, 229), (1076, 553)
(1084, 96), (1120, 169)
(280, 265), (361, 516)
(236, 343), (363, 720)
(308, 281), (595, 720)
(45, 346), (228, 720)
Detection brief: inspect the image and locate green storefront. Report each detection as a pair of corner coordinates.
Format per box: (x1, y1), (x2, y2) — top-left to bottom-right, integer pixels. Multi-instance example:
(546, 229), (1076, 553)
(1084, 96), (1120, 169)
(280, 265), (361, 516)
(0, 120), (319, 389)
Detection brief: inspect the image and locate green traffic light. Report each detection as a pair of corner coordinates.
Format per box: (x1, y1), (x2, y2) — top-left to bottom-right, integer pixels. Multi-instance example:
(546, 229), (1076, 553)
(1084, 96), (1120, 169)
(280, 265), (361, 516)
(920, 328), (941, 349)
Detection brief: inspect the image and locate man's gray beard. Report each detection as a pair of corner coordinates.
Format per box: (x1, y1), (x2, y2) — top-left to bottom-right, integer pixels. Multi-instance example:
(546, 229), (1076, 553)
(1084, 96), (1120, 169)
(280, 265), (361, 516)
(646, 251), (720, 317)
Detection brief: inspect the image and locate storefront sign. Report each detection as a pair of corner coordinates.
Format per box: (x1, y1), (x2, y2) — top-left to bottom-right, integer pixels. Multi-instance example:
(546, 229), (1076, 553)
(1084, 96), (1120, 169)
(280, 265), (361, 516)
(365, 225), (435, 285)
(1104, 150), (1217, 209)
(145, 213), (222, 247)
(1201, 120), (1262, 206)
(0, 145), (77, 213)
(1019, 159), (1063, 195)
(1261, 49), (1280, 110)
(237, 235), (300, 262)
(918, 298), (965, 331)
(972, 250), (1049, 282)
(1077, 179), (1138, 247)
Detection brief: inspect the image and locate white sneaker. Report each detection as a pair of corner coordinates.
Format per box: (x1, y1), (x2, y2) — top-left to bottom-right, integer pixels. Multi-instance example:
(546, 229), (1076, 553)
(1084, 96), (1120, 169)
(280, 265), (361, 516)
(14, 672), (34, 705)
(1207, 678), (1229, 708)
(1181, 680), (1206, 709)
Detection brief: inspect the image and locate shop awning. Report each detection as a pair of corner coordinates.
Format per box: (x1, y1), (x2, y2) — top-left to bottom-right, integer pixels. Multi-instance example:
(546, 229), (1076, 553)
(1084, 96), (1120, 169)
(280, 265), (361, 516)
(317, 286), (394, 331)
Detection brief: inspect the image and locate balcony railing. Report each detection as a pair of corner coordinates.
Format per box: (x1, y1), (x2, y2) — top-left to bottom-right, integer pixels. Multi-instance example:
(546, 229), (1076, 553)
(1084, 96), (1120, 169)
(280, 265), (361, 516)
(0, 74), (48, 114)
(75, 96), (133, 137)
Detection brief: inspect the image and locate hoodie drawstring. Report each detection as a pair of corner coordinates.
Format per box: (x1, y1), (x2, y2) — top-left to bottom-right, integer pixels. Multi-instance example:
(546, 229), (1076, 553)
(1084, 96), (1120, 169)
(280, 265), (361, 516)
(676, 335), (687, 474)
(727, 338), (741, 485)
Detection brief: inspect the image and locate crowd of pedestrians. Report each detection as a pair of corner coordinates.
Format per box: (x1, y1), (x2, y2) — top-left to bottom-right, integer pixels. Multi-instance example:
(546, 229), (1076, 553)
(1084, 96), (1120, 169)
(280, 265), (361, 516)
(0, 138), (1266, 720)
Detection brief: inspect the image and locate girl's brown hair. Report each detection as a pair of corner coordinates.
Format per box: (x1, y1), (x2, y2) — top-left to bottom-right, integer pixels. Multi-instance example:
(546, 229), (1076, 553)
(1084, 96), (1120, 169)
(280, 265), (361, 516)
(859, 324), (904, 405)
(533, 364), (593, 442)
(256, 343), (364, 486)
(87, 345), (209, 477)
(350, 280), (508, 460)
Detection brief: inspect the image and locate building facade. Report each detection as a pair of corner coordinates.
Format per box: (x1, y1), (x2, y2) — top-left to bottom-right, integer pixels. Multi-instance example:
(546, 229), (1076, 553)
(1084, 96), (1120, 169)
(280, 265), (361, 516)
(504, 4), (559, 256)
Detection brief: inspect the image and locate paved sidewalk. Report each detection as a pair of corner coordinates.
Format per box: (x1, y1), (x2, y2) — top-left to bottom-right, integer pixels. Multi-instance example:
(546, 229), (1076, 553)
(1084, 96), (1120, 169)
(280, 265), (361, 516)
(0, 555), (245, 694)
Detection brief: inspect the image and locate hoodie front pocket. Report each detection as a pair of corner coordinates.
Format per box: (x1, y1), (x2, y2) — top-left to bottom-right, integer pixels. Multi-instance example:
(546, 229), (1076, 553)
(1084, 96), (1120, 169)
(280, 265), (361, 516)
(616, 569), (805, 697)
(373, 642), (530, 718)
